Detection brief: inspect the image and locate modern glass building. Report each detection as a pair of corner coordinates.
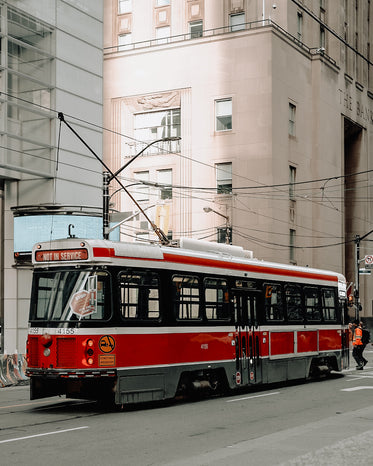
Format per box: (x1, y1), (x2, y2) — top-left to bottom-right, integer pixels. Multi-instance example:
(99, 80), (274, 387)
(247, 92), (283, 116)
(0, 0), (104, 354)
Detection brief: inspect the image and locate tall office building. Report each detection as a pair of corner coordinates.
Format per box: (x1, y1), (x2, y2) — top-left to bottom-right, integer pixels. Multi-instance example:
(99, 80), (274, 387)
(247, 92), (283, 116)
(0, 0), (104, 354)
(104, 1), (373, 317)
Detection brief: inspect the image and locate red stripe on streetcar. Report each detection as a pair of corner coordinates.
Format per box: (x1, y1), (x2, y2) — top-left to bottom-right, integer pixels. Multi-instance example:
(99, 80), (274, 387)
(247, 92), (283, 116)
(92, 247), (115, 258)
(91, 247), (337, 283)
(163, 253), (338, 283)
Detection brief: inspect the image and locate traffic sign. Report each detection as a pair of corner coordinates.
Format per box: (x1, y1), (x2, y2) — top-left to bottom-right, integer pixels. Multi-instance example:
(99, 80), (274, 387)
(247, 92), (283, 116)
(364, 255), (373, 268)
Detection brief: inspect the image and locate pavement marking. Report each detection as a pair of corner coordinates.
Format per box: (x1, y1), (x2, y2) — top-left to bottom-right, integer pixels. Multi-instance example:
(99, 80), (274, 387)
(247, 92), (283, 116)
(341, 386), (373, 391)
(0, 399), (63, 410)
(226, 391), (280, 403)
(0, 426), (89, 444)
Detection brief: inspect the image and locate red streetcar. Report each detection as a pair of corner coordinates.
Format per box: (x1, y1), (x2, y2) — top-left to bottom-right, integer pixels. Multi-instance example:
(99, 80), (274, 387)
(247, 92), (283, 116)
(26, 237), (349, 405)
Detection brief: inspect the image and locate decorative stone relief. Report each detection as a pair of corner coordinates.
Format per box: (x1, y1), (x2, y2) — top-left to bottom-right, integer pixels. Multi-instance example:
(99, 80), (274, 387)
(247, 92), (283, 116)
(124, 91), (180, 112)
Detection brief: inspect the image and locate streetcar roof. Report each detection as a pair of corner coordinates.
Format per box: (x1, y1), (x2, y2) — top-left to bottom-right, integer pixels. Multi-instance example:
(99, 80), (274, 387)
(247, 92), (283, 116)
(31, 237), (346, 288)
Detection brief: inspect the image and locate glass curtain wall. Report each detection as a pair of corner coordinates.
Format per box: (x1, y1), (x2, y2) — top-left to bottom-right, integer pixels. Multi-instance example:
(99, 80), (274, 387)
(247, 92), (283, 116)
(0, 4), (54, 175)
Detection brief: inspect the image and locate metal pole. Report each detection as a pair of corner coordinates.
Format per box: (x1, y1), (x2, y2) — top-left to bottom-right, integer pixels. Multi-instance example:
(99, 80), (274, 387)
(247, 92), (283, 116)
(103, 171), (110, 240)
(354, 228), (373, 321)
(225, 219), (231, 244)
(354, 234), (360, 321)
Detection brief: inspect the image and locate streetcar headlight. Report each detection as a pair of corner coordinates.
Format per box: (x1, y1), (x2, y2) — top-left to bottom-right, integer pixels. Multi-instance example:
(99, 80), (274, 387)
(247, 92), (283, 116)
(43, 348), (51, 357)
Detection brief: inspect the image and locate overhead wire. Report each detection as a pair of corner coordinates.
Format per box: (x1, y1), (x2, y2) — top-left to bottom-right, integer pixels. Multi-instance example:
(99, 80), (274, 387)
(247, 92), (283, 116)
(2, 88), (372, 248)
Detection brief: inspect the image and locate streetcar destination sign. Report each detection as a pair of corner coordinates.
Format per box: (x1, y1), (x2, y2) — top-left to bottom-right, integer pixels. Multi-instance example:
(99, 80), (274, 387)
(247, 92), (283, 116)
(35, 248), (88, 262)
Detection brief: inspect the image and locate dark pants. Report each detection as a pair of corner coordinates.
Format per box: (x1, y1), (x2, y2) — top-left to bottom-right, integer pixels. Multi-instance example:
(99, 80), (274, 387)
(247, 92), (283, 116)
(353, 345), (365, 367)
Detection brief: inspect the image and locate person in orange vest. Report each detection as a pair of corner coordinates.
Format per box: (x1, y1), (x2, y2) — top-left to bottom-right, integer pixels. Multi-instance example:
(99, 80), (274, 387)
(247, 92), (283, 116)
(352, 320), (365, 370)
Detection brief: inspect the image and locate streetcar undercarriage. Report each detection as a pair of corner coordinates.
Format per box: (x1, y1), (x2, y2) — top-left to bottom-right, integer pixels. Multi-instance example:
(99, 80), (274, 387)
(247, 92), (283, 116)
(29, 353), (341, 406)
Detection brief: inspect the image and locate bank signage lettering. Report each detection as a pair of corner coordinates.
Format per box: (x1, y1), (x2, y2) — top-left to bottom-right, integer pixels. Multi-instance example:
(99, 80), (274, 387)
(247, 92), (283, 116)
(338, 89), (373, 125)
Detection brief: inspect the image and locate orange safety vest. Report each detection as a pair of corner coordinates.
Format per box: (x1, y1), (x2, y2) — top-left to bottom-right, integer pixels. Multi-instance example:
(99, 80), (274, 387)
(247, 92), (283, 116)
(353, 327), (363, 346)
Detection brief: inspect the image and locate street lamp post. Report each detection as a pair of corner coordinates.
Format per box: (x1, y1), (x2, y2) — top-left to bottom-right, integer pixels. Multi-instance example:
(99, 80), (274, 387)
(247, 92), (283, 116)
(354, 229), (373, 320)
(203, 206), (231, 244)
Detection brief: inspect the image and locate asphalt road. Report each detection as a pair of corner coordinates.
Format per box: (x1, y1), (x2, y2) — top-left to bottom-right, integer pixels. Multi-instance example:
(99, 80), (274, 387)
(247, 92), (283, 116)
(1, 349), (372, 466)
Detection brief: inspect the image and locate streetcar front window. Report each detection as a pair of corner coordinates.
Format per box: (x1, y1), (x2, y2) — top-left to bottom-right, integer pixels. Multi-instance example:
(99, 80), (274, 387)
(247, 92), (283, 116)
(30, 270), (111, 322)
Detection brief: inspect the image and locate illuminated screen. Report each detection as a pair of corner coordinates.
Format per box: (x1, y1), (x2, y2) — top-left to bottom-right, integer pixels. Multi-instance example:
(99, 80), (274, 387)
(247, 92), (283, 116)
(14, 215), (119, 252)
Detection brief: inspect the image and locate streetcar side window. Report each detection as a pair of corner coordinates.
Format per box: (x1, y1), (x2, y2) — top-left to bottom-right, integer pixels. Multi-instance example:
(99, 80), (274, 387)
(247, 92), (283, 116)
(84, 272), (110, 320)
(264, 283), (284, 321)
(119, 271), (160, 320)
(321, 288), (337, 322)
(172, 275), (201, 320)
(285, 284), (303, 322)
(304, 287), (322, 322)
(204, 278), (230, 321)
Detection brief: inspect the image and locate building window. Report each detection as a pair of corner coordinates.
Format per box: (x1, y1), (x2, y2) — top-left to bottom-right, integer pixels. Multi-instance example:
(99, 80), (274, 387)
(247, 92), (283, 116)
(189, 20), (203, 38)
(288, 102), (296, 136)
(118, 0), (132, 14)
(133, 108), (181, 155)
(156, 0), (170, 5)
(133, 171), (149, 202)
(156, 26), (170, 44)
(118, 33), (132, 51)
(157, 169), (172, 199)
(320, 26), (325, 49)
(289, 229), (296, 264)
(136, 232), (150, 242)
(216, 162), (232, 194)
(215, 98), (232, 132)
(297, 12), (303, 41)
(289, 166), (296, 200)
(229, 13), (245, 32)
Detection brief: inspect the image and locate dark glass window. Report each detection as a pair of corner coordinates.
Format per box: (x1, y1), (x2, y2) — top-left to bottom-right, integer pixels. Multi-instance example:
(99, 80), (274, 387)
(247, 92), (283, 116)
(322, 288), (337, 321)
(120, 271), (160, 320)
(204, 278), (230, 321)
(30, 270), (110, 322)
(285, 284), (303, 321)
(304, 287), (321, 322)
(172, 275), (200, 320)
(264, 283), (284, 321)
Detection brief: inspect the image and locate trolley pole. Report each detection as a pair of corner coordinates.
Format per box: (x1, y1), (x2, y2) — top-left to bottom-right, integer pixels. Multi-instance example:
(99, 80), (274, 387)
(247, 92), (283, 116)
(58, 112), (179, 243)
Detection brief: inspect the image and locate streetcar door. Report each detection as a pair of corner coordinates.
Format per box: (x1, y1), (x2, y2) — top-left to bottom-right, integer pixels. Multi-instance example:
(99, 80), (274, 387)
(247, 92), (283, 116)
(233, 290), (249, 386)
(247, 294), (262, 384)
(233, 290), (261, 386)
